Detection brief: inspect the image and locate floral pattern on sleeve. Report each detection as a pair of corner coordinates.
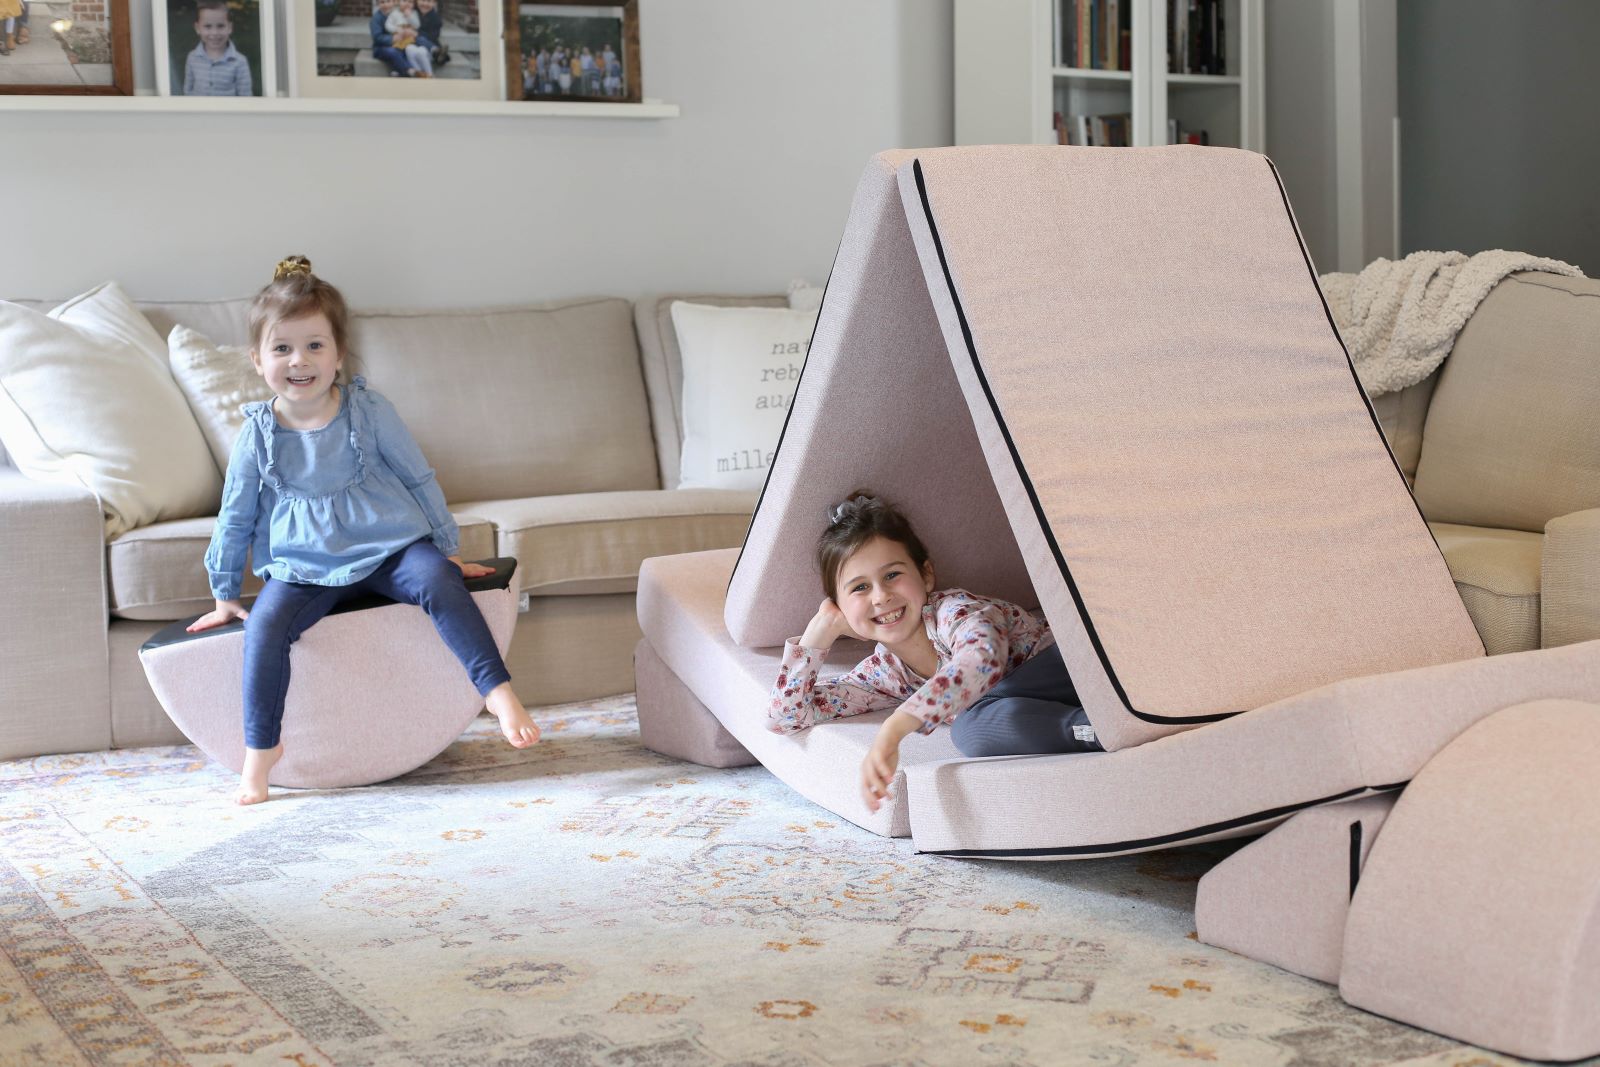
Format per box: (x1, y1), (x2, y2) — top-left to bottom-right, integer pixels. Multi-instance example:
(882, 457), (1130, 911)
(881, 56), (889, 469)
(766, 589), (1053, 735)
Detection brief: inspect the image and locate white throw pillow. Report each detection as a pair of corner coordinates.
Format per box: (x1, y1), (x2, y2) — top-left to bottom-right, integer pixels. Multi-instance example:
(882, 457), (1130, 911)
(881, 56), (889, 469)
(670, 301), (817, 491)
(0, 283), (222, 536)
(167, 324), (274, 475)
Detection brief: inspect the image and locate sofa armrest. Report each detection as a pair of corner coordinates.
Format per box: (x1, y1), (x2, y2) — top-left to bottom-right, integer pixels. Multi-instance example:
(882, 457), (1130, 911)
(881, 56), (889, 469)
(1543, 507), (1600, 649)
(0, 470), (112, 757)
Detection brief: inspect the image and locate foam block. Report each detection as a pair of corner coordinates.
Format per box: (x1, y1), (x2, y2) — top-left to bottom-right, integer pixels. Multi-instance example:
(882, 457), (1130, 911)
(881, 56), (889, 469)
(139, 559), (520, 788)
(1195, 794), (1396, 983)
(1341, 700), (1600, 1062)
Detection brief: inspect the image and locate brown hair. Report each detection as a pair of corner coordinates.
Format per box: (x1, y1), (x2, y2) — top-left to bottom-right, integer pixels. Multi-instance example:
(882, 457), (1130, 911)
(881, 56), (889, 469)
(816, 490), (931, 603)
(194, 0), (231, 18)
(247, 256), (354, 377)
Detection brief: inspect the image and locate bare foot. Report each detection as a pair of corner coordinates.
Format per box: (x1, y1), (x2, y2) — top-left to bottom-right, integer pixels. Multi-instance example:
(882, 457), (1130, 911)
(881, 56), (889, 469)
(235, 744), (283, 805)
(485, 683), (539, 748)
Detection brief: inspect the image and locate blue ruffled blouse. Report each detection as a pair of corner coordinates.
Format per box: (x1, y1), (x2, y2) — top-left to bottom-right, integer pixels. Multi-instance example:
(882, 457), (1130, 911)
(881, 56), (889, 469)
(204, 377), (458, 600)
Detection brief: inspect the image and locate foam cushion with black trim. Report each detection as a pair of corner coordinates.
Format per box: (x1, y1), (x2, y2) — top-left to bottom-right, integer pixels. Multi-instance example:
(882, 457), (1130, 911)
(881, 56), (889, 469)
(139, 559), (520, 788)
(724, 146), (1484, 753)
(639, 548), (1600, 855)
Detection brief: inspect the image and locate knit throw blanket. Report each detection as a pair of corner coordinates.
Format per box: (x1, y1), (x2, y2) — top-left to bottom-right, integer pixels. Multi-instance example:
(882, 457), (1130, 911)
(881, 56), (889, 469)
(1319, 249), (1582, 397)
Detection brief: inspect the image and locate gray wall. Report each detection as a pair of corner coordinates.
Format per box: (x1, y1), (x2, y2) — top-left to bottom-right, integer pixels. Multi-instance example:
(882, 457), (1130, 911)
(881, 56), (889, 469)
(1265, 1), (1338, 271)
(4, 1), (953, 307)
(1399, 0), (1600, 271)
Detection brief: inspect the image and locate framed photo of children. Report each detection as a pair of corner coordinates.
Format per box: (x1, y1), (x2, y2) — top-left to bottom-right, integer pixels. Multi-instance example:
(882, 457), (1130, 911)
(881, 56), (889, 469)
(506, 0), (639, 104)
(153, 0), (277, 97)
(0, 0), (133, 94)
(287, 0), (504, 100)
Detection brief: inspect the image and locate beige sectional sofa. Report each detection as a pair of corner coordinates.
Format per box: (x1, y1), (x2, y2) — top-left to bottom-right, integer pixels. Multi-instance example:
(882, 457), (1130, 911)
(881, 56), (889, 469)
(0, 290), (780, 760)
(1371, 270), (1600, 655)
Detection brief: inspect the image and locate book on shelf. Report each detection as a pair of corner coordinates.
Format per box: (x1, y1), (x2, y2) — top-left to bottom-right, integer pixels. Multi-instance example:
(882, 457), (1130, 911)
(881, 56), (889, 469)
(1165, 117), (1209, 145)
(1166, 0), (1227, 75)
(1055, 110), (1133, 147)
(1060, 0), (1133, 71)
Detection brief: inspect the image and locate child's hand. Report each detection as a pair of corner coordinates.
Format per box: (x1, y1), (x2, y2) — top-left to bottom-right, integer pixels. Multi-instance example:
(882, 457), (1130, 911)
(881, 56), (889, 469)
(859, 710), (921, 813)
(450, 556), (495, 579)
(187, 599), (249, 633)
(800, 598), (856, 650)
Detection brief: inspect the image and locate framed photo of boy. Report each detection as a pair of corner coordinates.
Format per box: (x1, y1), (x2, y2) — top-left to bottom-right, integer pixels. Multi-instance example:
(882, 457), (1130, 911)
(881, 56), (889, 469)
(287, 0), (504, 100)
(153, 0), (277, 97)
(0, 0), (133, 94)
(506, 0), (639, 104)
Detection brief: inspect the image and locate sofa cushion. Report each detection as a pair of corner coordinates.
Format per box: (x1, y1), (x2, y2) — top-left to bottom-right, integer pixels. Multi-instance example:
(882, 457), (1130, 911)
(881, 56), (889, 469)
(453, 488), (755, 596)
(107, 512), (497, 621)
(1430, 521), (1542, 656)
(1414, 272), (1600, 532)
(0, 284), (222, 537)
(166, 324), (275, 475)
(352, 299), (660, 502)
(634, 294), (786, 490)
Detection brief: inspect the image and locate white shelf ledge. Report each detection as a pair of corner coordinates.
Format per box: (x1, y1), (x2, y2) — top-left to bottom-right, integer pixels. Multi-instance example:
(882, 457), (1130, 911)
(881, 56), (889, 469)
(1051, 66), (1133, 82)
(1165, 74), (1241, 86)
(0, 94), (679, 118)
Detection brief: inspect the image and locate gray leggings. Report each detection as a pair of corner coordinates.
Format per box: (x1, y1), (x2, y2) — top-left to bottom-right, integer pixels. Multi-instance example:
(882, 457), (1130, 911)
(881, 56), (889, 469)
(950, 643), (1102, 757)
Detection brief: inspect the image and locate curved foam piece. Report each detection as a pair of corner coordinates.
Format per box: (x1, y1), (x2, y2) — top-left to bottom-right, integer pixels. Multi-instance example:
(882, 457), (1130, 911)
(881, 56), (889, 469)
(1195, 794), (1396, 983)
(723, 146), (1483, 752)
(138, 559), (519, 788)
(1340, 700), (1600, 1062)
(641, 547), (1600, 857)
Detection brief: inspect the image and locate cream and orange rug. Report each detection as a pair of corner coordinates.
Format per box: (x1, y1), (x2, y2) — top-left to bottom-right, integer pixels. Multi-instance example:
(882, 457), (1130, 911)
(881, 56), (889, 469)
(0, 697), (1556, 1066)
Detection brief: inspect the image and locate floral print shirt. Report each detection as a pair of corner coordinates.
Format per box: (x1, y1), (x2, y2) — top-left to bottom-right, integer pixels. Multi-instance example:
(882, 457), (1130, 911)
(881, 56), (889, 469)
(768, 589), (1053, 736)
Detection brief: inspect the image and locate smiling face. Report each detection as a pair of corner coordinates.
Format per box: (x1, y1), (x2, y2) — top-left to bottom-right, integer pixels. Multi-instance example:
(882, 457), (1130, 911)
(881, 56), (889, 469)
(194, 5), (233, 51)
(251, 312), (343, 409)
(832, 536), (936, 648)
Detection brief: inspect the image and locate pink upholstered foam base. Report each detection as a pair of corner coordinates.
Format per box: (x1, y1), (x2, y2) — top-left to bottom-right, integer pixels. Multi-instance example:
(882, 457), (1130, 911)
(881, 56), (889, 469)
(138, 574), (519, 789)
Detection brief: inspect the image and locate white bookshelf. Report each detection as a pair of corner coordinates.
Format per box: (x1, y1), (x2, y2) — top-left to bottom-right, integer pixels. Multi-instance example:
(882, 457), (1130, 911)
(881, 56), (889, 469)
(956, 0), (1263, 151)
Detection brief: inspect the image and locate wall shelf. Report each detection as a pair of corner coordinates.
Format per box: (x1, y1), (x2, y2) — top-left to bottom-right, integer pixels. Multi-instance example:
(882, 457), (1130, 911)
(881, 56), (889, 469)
(0, 94), (680, 118)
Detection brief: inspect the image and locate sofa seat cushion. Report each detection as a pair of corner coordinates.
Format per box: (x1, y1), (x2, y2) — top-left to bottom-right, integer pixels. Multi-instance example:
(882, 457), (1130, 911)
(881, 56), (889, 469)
(107, 512), (497, 621)
(1429, 522), (1542, 655)
(455, 488), (756, 597)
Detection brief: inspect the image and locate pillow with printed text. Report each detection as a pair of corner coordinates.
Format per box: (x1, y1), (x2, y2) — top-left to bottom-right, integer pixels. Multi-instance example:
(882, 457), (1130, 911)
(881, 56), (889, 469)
(670, 300), (819, 491)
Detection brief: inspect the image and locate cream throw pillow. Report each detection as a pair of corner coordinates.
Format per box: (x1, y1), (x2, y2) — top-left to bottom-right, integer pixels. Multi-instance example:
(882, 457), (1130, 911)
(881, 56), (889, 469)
(0, 283), (222, 537)
(167, 324), (274, 475)
(670, 300), (817, 491)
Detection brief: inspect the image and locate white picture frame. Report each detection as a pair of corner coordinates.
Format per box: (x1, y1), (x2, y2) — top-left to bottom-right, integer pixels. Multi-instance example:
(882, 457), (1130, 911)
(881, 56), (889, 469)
(286, 0), (503, 100)
(154, 0), (279, 98)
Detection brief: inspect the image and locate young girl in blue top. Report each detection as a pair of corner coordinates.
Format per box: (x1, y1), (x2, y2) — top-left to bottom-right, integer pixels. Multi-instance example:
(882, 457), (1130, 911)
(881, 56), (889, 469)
(190, 256), (539, 805)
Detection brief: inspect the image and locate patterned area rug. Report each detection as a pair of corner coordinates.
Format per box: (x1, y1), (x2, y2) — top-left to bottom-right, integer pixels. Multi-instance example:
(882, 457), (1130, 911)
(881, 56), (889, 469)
(0, 696), (1568, 1066)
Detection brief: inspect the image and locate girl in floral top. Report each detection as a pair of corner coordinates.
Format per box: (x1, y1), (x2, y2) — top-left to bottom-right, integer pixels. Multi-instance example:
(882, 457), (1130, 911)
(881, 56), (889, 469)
(769, 493), (1100, 812)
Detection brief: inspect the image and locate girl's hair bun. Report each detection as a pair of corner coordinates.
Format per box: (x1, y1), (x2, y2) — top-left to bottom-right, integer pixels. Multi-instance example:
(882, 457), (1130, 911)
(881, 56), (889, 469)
(274, 255), (314, 282)
(827, 492), (880, 525)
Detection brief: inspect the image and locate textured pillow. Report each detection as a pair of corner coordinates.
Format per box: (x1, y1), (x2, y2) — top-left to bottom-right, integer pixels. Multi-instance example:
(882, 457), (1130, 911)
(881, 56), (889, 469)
(167, 324), (274, 476)
(669, 300), (818, 491)
(0, 283), (222, 537)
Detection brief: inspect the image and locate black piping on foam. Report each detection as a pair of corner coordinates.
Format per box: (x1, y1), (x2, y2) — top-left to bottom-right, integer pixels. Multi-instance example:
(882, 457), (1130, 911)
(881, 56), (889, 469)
(1348, 819), (1364, 899)
(919, 781), (1408, 859)
(1261, 156), (1483, 658)
(910, 158), (1230, 726)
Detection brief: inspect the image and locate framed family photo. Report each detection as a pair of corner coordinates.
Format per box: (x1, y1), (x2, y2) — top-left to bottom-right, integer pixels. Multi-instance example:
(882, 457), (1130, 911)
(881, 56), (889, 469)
(153, 0), (277, 97)
(0, 0), (133, 94)
(288, 0), (503, 100)
(506, 0), (639, 104)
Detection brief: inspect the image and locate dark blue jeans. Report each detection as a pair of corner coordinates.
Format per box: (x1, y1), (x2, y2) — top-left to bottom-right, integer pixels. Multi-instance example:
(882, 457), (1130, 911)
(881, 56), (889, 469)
(373, 44), (412, 75)
(242, 540), (511, 749)
(950, 642), (1102, 757)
